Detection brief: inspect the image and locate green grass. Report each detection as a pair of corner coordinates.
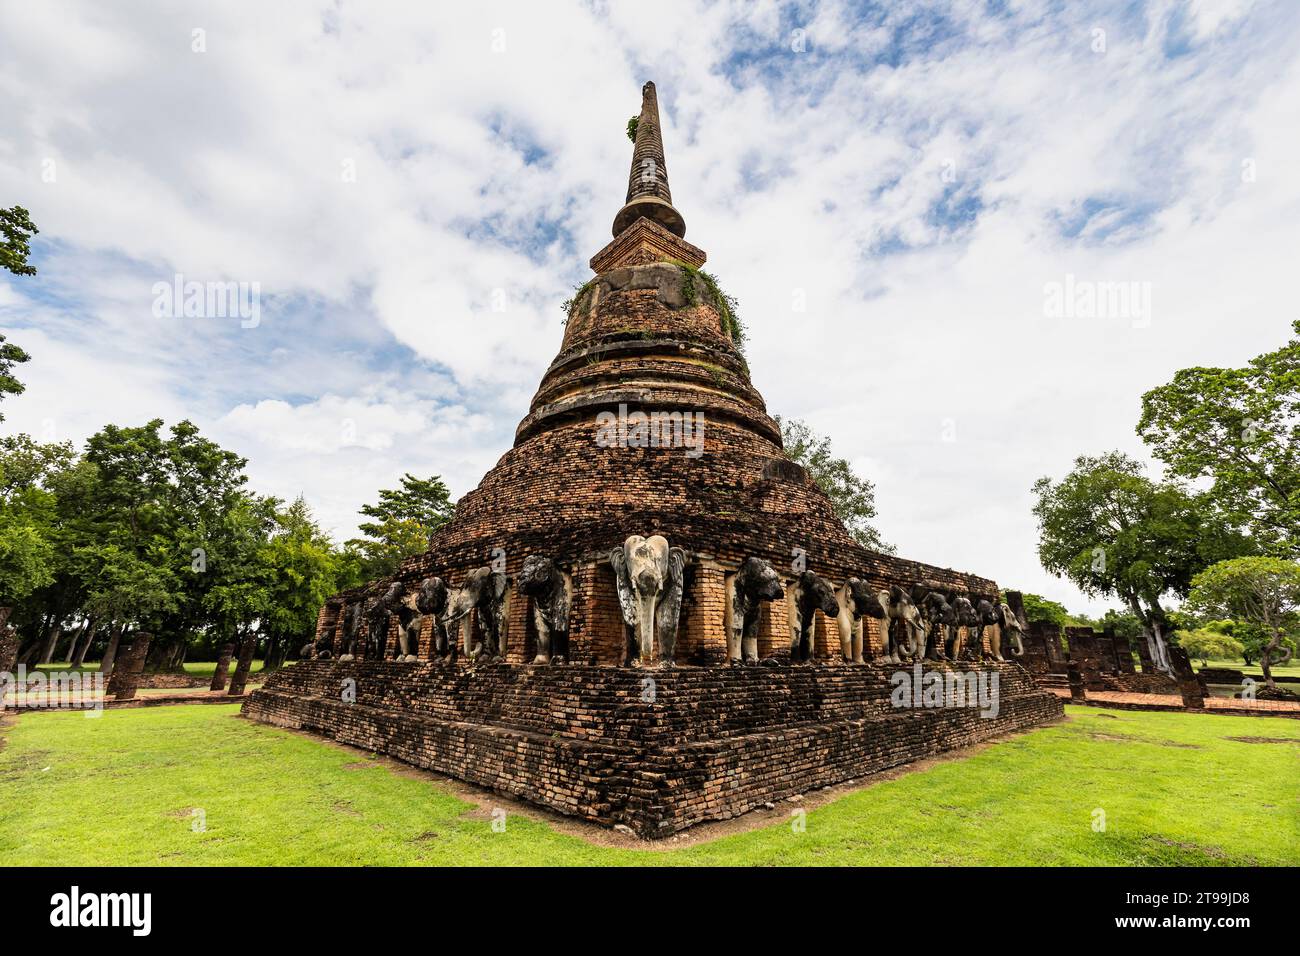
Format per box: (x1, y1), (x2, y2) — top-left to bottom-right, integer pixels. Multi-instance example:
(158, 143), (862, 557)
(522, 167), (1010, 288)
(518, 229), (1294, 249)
(1195, 658), (1298, 679)
(31, 660), (265, 678)
(1, 704), (1295, 866)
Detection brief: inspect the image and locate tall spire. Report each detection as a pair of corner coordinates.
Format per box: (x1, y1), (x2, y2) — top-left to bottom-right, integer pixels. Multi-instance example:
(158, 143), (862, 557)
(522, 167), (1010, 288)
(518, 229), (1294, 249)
(613, 81), (686, 238)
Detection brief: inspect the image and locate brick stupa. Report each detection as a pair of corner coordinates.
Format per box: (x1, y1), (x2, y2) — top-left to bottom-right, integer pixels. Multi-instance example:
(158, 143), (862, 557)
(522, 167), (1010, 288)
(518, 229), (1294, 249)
(244, 82), (1063, 837)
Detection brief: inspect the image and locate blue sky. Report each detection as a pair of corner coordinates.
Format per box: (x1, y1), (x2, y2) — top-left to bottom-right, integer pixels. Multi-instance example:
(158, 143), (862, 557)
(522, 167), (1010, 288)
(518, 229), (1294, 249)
(2, 0), (1298, 615)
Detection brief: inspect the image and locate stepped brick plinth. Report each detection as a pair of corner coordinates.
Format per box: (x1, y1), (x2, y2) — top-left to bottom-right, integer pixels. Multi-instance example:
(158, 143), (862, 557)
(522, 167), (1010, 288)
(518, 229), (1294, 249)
(245, 660), (1062, 837)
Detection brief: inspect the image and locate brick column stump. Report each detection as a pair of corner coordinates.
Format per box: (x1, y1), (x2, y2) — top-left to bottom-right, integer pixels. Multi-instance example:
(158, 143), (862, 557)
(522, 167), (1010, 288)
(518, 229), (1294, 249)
(1067, 662), (1087, 702)
(228, 635), (256, 696)
(106, 633), (152, 700)
(209, 643), (235, 692)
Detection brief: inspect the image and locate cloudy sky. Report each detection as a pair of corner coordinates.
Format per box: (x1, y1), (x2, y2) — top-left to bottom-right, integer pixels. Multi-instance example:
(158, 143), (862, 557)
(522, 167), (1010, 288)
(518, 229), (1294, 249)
(1, 0), (1297, 615)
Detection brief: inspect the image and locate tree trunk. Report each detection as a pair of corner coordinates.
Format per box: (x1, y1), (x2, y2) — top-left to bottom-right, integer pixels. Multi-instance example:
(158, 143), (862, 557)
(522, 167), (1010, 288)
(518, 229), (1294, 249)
(38, 622), (62, 665)
(71, 621), (96, 668)
(100, 624), (124, 678)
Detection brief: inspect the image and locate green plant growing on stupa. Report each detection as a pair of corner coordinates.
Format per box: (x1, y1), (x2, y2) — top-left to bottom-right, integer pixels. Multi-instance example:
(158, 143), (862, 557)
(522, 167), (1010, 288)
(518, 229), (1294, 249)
(670, 261), (747, 355)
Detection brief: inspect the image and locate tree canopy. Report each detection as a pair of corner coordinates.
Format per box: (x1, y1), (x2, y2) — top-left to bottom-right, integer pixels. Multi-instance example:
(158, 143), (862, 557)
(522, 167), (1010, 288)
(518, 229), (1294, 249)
(777, 416), (892, 554)
(1032, 451), (1251, 671)
(1185, 556), (1300, 689)
(1138, 320), (1300, 556)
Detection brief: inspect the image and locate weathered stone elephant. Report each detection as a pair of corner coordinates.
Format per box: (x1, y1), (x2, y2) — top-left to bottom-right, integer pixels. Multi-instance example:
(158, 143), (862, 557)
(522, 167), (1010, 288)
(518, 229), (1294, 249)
(878, 584), (926, 664)
(338, 601), (364, 660)
(834, 577), (881, 664)
(413, 576), (453, 661)
(518, 554), (571, 665)
(951, 595), (981, 660)
(610, 534), (686, 666)
(390, 586), (423, 662)
(446, 567), (511, 661)
(993, 601), (1026, 661)
(365, 581), (406, 660)
(918, 590), (955, 660)
(787, 571), (839, 663)
(728, 557), (784, 663)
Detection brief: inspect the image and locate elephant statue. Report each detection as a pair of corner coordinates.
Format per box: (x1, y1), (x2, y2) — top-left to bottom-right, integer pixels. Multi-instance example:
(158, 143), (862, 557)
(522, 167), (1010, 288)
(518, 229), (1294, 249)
(446, 567), (511, 661)
(338, 601), (364, 660)
(518, 554), (571, 665)
(365, 581), (406, 660)
(993, 601), (1026, 661)
(787, 571), (840, 663)
(878, 584), (926, 664)
(971, 598), (1000, 662)
(610, 534), (686, 666)
(918, 590), (955, 660)
(834, 577), (877, 664)
(389, 584), (421, 662)
(951, 595), (982, 660)
(728, 557), (785, 663)
(414, 576), (454, 661)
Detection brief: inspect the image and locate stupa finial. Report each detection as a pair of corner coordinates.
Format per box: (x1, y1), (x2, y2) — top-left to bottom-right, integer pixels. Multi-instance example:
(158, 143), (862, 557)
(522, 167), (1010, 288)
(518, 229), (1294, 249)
(612, 81), (686, 238)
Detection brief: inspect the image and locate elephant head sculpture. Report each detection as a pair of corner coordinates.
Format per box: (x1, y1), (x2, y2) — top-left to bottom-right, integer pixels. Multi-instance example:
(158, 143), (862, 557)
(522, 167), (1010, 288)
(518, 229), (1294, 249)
(879, 584), (925, 664)
(610, 534), (686, 666)
(787, 571), (839, 663)
(364, 581), (406, 660)
(518, 554), (571, 665)
(834, 577), (878, 664)
(337, 601), (364, 660)
(414, 576), (453, 660)
(951, 595), (981, 660)
(729, 557), (784, 663)
(918, 590), (955, 660)
(994, 601), (1026, 661)
(447, 567), (511, 661)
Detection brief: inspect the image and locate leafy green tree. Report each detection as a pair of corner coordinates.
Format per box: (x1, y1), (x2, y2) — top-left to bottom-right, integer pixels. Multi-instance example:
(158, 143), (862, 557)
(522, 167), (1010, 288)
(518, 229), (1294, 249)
(77, 544), (177, 676)
(1012, 591), (1074, 628)
(1138, 321), (1300, 555)
(1186, 556), (1300, 690)
(776, 416), (892, 553)
(347, 473), (454, 578)
(0, 205), (38, 276)
(1175, 629), (1245, 664)
(0, 205), (38, 418)
(1032, 451), (1250, 673)
(260, 496), (347, 667)
(0, 518), (54, 608)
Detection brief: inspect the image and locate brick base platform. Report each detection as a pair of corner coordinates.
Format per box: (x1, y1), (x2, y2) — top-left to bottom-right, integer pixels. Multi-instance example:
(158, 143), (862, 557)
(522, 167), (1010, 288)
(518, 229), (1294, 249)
(242, 660), (1063, 837)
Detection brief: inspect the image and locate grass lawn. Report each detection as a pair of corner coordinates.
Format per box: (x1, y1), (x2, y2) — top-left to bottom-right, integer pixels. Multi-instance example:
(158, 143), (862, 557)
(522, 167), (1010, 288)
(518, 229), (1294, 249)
(30, 660), (265, 679)
(0, 704), (1295, 866)
(1195, 658), (1298, 680)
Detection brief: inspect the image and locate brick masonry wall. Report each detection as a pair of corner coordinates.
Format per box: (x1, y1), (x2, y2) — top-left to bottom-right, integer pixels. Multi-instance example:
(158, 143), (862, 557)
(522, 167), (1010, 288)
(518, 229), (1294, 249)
(243, 659), (1063, 837)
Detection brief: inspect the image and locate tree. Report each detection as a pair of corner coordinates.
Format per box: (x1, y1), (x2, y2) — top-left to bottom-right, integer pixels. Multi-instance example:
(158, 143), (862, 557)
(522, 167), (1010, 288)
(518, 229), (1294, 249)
(1013, 592), (1074, 628)
(1032, 451), (1250, 673)
(0, 205), (38, 276)
(776, 416), (892, 553)
(0, 206), (38, 418)
(260, 496), (347, 667)
(1138, 321), (1300, 555)
(1175, 629), (1244, 665)
(1185, 557), (1300, 690)
(347, 473), (454, 578)
(0, 518), (54, 608)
